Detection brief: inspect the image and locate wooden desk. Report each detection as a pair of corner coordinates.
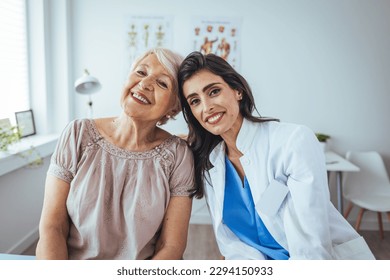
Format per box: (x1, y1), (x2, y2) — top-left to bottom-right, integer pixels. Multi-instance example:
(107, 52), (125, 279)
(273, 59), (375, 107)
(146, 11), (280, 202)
(325, 151), (360, 214)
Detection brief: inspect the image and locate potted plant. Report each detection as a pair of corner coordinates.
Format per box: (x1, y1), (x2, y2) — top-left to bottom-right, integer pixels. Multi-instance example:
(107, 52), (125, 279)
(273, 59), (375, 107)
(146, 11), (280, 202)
(0, 125), (20, 152)
(0, 125), (43, 167)
(315, 133), (330, 152)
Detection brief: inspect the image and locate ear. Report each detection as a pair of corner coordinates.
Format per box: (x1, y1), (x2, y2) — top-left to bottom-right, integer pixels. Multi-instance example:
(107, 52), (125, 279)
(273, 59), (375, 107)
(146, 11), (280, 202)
(169, 108), (178, 117)
(164, 108), (179, 120)
(235, 90), (243, 100)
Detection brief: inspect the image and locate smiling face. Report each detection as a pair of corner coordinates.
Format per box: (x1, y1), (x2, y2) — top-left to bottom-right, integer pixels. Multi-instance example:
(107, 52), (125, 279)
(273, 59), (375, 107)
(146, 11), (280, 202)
(182, 69), (243, 137)
(121, 53), (177, 124)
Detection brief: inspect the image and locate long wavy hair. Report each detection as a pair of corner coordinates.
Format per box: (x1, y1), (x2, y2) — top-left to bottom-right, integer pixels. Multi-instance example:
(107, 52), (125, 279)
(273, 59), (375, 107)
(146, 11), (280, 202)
(178, 51), (278, 199)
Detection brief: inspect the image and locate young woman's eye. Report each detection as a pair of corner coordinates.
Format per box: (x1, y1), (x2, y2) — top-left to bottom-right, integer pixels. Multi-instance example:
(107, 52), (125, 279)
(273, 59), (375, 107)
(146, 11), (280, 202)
(189, 98), (200, 106)
(209, 88), (221, 96)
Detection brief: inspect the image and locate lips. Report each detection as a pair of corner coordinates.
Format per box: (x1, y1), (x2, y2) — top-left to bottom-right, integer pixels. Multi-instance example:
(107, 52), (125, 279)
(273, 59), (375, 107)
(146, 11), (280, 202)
(131, 92), (151, 104)
(205, 112), (223, 124)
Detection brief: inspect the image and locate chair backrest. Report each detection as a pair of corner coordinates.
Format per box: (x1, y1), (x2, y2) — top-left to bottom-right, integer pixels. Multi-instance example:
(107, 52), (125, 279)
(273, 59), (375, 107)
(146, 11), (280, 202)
(343, 151), (390, 198)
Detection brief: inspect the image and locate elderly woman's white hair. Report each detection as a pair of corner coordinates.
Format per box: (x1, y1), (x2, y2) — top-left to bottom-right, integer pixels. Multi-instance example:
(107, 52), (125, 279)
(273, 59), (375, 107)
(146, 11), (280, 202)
(129, 48), (184, 125)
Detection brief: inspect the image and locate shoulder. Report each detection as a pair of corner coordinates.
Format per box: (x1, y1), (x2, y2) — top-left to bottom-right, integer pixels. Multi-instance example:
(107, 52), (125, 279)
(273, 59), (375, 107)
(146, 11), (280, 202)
(241, 120), (307, 144)
(156, 128), (191, 151)
(247, 120), (317, 155)
(161, 135), (194, 166)
(259, 120), (304, 133)
(63, 118), (90, 132)
(169, 135), (192, 153)
(262, 121), (315, 142)
(266, 122), (320, 163)
(59, 118), (94, 143)
(92, 117), (115, 132)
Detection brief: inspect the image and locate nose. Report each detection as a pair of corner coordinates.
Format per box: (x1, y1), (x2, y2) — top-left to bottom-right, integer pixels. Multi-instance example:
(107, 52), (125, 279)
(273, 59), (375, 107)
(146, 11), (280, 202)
(202, 98), (214, 114)
(139, 76), (154, 91)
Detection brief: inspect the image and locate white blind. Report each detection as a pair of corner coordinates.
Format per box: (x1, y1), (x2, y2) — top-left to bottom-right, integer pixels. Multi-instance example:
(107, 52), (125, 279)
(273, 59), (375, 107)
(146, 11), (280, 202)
(0, 0), (30, 121)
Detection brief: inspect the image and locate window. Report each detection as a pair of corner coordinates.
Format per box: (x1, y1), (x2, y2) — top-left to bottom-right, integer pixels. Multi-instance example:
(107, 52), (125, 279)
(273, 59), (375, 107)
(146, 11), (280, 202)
(0, 0), (30, 122)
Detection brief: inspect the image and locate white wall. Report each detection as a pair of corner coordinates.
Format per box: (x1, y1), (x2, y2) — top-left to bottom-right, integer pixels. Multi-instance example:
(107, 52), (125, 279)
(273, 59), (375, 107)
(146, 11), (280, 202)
(0, 158), (49, 253)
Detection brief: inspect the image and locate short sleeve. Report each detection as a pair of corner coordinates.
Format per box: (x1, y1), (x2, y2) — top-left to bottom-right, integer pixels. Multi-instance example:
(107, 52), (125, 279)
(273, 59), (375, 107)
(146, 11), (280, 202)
(169, 139), (195, 197)
(47, 119), (87, 183)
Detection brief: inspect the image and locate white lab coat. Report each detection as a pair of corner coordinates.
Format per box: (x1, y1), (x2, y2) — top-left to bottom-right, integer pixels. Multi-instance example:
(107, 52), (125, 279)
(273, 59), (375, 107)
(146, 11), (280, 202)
(204, 118), (375, 260)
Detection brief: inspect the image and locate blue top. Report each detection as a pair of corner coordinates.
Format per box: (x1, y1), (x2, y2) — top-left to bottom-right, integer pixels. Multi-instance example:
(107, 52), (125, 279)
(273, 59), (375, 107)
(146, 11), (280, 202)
(222, 156), (289, 260)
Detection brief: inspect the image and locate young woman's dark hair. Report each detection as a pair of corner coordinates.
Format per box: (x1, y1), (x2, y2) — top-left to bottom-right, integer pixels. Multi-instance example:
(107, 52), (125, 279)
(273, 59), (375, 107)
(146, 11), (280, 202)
(178, 51), (278, 199)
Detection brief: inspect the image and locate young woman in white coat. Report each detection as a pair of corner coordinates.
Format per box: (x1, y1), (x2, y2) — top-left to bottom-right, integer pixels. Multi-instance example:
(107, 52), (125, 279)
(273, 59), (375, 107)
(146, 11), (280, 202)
(177, 51), (375, 260)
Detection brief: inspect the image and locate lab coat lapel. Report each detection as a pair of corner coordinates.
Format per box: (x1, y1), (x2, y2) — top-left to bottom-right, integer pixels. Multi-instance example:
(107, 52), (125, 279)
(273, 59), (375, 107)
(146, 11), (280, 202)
(208, 142), (227, 222)
(236, 118), (270, 203)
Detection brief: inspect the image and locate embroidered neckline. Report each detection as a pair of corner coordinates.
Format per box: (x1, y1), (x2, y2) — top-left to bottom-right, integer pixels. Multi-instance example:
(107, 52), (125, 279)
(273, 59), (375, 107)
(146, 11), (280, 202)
(85, 118), (178, 159)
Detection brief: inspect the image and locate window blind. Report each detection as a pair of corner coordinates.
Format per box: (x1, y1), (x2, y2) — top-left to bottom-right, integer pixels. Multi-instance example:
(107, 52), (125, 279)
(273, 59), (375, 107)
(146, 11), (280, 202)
(0, 0), (30, 121)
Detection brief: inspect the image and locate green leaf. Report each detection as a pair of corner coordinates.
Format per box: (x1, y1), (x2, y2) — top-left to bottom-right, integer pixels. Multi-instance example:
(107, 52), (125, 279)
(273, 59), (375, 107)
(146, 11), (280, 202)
(315, 133), (331, 142)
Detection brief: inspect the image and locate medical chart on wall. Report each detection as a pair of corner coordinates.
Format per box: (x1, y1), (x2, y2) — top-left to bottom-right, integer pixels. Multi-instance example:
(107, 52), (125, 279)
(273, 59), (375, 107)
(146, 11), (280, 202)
(123, 15), (173, 77)
(191, 17), (242, 71)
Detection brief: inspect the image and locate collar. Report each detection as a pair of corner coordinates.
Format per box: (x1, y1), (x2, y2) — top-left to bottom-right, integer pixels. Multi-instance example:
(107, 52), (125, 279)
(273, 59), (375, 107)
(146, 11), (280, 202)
(236, 118), (258, 154)
(209, 141), (225, 168)
(209, 118), (258, 166)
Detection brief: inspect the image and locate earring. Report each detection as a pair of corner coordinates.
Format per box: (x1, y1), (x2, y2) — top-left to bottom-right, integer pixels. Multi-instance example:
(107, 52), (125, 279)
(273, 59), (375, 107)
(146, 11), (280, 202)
(166, 115), (171, 119)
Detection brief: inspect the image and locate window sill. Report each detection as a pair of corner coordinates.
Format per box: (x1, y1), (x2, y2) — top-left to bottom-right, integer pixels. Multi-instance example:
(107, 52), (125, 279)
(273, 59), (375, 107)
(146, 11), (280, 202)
(0, 134), (59, 176)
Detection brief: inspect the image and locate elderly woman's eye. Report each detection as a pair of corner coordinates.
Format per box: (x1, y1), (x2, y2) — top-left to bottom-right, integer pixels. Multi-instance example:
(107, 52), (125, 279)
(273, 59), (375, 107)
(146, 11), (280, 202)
(136, 70), (146, 76)
(157, 80), (168, 89)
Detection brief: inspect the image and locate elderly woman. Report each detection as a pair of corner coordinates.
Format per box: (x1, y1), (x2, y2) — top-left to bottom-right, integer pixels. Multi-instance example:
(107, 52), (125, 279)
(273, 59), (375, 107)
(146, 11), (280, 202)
(36, 48), (195, 260)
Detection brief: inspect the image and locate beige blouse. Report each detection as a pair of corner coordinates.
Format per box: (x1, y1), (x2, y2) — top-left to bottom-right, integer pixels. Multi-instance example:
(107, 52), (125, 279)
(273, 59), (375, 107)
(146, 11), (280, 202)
(48, 119), (194, 260)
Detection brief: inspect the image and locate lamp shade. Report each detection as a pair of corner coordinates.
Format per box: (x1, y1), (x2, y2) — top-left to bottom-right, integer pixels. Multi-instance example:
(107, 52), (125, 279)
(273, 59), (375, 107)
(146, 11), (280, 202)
(74, 69), (101, 94)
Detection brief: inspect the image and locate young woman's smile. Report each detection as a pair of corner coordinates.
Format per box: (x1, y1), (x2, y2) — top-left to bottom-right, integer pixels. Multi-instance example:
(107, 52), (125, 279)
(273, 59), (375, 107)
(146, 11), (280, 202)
(205, 112), (224, 124)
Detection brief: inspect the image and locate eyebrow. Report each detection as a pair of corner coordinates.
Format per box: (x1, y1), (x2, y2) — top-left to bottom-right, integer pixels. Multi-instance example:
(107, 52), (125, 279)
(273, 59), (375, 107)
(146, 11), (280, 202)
(137, 64), (171, 80)
(186, 82), (222, 100)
